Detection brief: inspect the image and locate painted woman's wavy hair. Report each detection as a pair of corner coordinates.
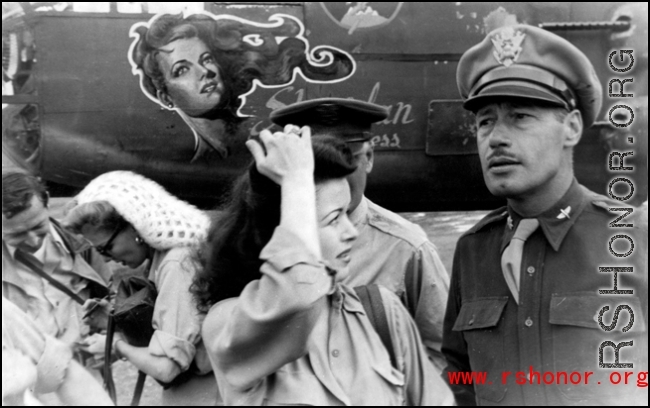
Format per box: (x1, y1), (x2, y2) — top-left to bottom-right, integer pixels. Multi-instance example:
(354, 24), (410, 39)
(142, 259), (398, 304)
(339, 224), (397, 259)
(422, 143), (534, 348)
(131, 13), (354, 123)
(191, 136), (357, 311)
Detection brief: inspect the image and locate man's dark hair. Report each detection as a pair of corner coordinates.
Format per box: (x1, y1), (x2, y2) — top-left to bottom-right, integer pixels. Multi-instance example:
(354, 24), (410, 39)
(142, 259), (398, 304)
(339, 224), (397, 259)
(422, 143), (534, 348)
(2, 171), (49, 219)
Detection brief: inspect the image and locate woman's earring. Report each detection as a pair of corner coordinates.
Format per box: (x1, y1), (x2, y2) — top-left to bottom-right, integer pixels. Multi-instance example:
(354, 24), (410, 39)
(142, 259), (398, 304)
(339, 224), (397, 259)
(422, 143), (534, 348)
(135, 236), (144, 245)
(167, 103), (174, 108)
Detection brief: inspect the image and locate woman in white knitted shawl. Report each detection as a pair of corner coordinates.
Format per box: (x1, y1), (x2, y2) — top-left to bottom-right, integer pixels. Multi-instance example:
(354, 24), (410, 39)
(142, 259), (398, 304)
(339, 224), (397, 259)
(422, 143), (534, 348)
(62, 171), (217, 406)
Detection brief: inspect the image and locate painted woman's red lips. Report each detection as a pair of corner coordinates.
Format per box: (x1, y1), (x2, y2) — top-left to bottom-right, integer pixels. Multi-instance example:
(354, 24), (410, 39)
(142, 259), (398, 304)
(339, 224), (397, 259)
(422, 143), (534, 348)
(201, 82), (218, 94)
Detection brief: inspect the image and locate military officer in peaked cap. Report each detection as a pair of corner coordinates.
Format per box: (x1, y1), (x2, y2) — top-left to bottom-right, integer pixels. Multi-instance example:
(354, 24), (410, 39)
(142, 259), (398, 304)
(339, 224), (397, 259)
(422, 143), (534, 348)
(271, 97), (451, 372)
(442, 24), (648, 405)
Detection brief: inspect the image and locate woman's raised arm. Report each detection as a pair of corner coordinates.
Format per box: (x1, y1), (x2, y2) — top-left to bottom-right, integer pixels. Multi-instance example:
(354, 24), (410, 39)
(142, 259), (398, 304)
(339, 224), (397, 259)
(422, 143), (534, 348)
(204, 126), (334, 392)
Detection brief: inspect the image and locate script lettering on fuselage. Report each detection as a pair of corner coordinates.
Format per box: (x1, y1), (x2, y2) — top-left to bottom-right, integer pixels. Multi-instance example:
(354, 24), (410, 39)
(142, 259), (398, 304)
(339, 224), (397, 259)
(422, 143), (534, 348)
(250, 81), (413, 149)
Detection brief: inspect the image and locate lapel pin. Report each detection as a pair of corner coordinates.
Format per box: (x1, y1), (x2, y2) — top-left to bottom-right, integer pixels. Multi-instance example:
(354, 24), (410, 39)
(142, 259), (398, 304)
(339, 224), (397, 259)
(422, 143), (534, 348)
(557, 206), (572, 220)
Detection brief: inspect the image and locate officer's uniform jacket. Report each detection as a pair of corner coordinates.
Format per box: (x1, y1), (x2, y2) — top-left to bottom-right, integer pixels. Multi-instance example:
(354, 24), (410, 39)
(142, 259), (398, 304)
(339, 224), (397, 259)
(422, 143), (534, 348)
(443, 180), (648, 405)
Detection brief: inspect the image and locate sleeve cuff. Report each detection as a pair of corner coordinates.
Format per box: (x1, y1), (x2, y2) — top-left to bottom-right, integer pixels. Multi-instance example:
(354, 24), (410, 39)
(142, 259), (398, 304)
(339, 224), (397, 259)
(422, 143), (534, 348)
(33, 336), (73, 394)
(149, 329), (196, 371)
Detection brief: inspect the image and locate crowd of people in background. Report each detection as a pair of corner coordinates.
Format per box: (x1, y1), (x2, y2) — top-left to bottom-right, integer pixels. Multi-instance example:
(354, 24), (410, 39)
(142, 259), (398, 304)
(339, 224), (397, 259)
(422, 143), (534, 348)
(2, 17), (648, 407)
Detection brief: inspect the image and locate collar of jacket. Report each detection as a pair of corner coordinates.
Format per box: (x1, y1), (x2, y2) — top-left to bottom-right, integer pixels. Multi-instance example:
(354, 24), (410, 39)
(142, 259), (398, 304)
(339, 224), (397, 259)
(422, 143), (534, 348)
(50, 218), (92, 258)
(504, 179), (588, 252)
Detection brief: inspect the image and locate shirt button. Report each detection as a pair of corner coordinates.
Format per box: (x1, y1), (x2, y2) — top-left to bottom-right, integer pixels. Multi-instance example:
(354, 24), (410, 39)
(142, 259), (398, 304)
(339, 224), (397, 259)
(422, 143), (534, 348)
(527, 266), (535, 274)
(525, 318), (533, 327)
(468, 315), (475, 326)
(332, 349), (340, 358)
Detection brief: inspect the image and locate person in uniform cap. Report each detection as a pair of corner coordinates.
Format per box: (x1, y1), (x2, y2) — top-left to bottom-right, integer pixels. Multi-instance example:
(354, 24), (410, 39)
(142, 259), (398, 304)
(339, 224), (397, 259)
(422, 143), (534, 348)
(443, 24), (648, 405)
(271, 97), (450, 371)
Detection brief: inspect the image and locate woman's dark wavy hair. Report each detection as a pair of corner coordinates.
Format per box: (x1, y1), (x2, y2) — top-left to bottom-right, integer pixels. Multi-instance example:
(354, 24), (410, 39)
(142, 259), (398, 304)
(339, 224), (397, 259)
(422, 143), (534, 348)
(192, 135), (357, 311)
(131, 13), (353, 126)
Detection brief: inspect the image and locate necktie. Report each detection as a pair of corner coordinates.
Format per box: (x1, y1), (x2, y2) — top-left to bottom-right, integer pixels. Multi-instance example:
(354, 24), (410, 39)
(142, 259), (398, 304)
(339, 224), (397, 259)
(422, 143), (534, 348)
(501, 218), (539, 304)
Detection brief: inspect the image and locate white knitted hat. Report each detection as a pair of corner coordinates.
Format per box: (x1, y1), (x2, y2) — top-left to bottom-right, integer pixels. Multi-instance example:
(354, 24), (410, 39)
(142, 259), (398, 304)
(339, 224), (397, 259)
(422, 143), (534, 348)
(71, 171), (210, 250)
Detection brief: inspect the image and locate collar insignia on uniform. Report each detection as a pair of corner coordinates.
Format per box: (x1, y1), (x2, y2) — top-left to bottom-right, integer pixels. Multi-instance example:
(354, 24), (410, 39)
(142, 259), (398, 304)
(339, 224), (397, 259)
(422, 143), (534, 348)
(491, 27), (526, 67)
(507, 215), (514, 230)
(557, 206), (571, 220)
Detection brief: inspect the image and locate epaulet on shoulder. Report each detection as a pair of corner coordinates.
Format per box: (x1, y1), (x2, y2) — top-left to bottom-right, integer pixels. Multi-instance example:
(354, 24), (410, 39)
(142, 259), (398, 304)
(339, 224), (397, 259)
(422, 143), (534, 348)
(462, 206), (508, 237)
(586, 190), (648, 229)
(367, 204), (429, 248)
(583, 186), (620, 212)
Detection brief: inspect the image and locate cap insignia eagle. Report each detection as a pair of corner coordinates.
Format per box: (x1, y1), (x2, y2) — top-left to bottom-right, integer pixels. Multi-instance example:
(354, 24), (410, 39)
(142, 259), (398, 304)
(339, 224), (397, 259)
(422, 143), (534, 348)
(491, 27), (526, 67)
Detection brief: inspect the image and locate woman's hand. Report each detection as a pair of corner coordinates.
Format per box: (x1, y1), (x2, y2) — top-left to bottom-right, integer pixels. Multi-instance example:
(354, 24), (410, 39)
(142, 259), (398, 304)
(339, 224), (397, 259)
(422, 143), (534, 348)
(248, 124), (320, 257)
(82, 297), (111, 330)
(246, 125), (314, 186)
(78, 333), (108, 357)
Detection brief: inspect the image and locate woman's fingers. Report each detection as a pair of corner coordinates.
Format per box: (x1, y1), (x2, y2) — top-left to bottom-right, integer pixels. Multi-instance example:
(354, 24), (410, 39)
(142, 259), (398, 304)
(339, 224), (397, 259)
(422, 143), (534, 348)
(82, 298), (98, 312)
(299, 126), (312, 145)
(284, 124), (301, 135)
(247, 124), (314, 184)
(245, 139), (265, 163)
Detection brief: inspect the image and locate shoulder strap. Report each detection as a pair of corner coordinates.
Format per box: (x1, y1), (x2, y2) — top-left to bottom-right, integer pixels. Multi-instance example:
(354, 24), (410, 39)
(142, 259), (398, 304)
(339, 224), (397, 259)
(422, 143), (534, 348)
(14, 250), (85, 305)
(355, 284), (397, 368)
(105, 314), (146, 406)
(104, 315), (117, 404)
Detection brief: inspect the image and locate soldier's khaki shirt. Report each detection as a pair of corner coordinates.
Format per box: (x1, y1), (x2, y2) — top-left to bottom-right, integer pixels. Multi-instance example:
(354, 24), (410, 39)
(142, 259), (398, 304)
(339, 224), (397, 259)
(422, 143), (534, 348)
(345, 197), (450, 371)
(2, 221), (107, 345)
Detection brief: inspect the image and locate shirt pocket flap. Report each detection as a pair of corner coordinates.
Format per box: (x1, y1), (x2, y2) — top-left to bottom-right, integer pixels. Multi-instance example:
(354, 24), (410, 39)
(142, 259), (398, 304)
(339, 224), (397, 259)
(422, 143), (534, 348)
(452, 297), (508, 331)
(372, 362), (405, 387)
(550, 293), (646, 332)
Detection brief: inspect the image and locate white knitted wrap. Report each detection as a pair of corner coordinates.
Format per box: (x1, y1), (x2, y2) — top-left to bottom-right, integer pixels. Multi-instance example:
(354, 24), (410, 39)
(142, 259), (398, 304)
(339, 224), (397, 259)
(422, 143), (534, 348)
(72, 171), (210, 250)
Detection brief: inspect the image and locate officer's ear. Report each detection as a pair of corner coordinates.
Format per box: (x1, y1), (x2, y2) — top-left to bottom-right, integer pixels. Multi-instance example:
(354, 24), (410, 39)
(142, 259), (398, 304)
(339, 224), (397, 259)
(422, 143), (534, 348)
(364, 143), (374, 174)
(563, 109), (583, 148)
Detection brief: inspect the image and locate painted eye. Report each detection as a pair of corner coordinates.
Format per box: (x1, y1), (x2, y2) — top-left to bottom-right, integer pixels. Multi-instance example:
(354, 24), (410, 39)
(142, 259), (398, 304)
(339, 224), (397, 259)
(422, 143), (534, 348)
(174, 66), (189, 77)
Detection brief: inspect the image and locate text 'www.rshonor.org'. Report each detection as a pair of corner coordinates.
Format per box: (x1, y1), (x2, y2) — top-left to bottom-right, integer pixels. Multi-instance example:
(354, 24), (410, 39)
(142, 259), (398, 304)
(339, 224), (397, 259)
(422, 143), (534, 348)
(447, 369), (648, 387)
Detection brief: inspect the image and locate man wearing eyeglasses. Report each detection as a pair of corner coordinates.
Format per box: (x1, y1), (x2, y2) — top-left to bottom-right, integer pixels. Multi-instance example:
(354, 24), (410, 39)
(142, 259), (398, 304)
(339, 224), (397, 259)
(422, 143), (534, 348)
(2, 170), (110, 351)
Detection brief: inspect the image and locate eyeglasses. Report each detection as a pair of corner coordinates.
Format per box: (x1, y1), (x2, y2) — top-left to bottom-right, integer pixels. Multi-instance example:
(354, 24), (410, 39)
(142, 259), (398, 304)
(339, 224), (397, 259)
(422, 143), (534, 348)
(95, 224), (124, 257)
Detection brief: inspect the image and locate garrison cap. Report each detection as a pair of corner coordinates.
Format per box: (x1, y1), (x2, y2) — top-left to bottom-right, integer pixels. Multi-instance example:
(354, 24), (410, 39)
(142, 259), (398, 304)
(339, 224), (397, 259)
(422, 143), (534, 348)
(270, 97), (388, 144)
(457, 24), (602, 127)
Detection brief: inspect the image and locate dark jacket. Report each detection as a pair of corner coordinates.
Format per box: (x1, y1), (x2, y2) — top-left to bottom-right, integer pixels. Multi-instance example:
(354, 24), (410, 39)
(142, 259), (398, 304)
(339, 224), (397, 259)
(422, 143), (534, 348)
(442, 181), (648, 406)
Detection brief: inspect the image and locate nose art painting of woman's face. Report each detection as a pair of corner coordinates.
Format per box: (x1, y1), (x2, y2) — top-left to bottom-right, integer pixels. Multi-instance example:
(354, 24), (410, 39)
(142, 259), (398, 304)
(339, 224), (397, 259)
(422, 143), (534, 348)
(157, 37), (225, 116)
(129, 12), (356, 161)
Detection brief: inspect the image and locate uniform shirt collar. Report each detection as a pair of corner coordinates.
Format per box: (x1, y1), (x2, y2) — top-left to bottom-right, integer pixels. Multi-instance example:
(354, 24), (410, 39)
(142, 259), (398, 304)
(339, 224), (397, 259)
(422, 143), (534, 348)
(331, 284), (366, 314)
(505, 179), (587, 252)
(6, 241), (19, 258)
(48, 222), (71, 254)
(348, 196), (369, 227)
